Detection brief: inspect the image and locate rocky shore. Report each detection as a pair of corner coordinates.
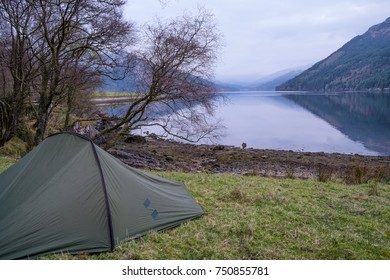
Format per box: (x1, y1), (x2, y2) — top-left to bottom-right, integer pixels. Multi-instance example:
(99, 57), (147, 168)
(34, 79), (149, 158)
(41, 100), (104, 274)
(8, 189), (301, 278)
(104, 135), (390, 184)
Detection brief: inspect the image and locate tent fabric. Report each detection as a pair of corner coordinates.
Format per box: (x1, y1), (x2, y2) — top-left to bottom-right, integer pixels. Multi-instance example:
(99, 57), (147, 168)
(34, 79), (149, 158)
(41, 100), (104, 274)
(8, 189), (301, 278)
(0, 132), (204, 259)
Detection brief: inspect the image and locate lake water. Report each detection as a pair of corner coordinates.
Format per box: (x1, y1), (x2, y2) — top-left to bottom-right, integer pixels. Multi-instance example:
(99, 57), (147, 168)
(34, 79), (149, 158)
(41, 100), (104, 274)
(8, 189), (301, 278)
(214, 91), (390, 155)
(106, 91), (390, 156)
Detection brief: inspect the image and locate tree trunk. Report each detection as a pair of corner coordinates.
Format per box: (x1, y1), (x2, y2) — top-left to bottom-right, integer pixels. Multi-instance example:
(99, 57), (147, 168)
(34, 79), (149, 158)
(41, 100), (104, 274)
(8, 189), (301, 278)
(34, 91), (51, 145)
(0, 83), (26, 146)
(34, 109), (49, 145)
(63, 92), (73, 129)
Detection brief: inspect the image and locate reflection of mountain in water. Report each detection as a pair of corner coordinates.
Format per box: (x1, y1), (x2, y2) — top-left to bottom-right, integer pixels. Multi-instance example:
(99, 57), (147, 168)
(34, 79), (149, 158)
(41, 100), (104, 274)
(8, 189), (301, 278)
(285, 93), (390, 155)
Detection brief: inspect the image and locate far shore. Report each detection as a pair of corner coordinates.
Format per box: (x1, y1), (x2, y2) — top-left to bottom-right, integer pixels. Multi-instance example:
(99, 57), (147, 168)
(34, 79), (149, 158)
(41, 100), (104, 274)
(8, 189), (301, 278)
(91, 96), (139, 106)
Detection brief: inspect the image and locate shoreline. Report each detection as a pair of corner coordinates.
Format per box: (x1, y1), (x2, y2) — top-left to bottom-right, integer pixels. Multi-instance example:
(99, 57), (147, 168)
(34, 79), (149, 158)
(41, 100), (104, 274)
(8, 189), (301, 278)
(105, 135), (390, 184)
(91, 96), (139, 106)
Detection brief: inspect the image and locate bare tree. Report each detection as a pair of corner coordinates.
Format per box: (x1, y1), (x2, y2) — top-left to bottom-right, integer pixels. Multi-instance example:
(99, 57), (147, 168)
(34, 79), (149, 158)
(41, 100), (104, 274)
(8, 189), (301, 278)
(0, 0), (36, 145)
(0, 0), (136, 145)
(1, 1), (223, 146)
(28, 0), (136, 144)
(99, 9), (223, 142)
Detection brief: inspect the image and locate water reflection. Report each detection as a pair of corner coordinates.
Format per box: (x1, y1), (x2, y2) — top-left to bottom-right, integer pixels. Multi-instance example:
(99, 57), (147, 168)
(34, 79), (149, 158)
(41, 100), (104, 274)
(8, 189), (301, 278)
(284, 92), (390, 155)
(104, 91), (390, 155)
(215, 91), (390, 155)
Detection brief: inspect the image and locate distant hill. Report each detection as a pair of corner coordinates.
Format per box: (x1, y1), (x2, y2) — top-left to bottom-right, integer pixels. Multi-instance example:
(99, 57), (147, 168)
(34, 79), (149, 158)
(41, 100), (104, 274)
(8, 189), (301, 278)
(213, 81), (242, 91)
(254, 70), (303, 90)
(216, 68), (304, 91)
(97, 75), (138, 93)
(277, 17), (390, 92)
(98, 67), (303, 93)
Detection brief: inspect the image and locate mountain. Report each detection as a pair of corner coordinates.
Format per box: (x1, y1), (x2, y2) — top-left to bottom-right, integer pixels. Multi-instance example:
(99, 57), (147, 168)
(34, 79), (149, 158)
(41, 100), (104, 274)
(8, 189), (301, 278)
(277, 17), (390, 92)
(254, 70), (303, 90)
(98, 75), (138, 93)
(213, 81), (242, 91)
(98, 66), (303, 93)
(216, 68), (304, 91)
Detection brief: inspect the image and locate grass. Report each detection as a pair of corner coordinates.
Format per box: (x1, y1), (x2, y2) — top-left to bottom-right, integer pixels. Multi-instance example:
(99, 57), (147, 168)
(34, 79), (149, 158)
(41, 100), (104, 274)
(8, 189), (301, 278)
(40, 172), (389, 260)
(0, 155), (15, 173)
(1, 152), (389, 260)
(0, 137), (26, 172)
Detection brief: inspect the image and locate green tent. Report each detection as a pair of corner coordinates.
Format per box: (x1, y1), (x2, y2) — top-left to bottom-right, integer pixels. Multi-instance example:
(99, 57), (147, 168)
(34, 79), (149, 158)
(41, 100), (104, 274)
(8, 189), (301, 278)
(0, 132), (204, 259)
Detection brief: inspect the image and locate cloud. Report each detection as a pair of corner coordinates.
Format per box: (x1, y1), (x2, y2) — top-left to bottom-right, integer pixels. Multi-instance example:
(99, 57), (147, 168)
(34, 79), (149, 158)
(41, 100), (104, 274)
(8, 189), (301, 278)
(125, 0), (389, 81)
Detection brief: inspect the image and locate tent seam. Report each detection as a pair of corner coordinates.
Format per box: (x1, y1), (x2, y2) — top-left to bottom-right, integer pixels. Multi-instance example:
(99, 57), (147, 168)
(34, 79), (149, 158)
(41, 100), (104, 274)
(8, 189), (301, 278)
(48, 132), (115, 250)
(89, 139), (115, 251)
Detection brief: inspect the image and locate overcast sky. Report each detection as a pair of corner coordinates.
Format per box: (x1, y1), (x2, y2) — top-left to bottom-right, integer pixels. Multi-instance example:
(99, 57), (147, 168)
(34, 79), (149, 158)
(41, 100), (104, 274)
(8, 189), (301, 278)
(124, 0), (389, 82)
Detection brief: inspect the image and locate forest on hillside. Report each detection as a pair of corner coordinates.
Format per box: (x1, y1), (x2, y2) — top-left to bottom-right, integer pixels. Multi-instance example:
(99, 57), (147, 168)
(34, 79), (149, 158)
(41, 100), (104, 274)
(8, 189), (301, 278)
(277, 17), (390, 91)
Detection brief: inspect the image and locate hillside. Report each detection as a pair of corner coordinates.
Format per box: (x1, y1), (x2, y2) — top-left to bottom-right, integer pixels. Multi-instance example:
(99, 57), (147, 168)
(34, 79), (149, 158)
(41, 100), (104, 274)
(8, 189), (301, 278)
(216, 69), (304, 91)
(97, 75), (138, 93)
(277, 17), (390, 92)
(254, 70), (302, 90)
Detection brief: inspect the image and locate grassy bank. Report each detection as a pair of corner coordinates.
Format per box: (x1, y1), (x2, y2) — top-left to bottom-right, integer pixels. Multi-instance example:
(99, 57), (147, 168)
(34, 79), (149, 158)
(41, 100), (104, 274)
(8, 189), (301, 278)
(0, 137), (26, 172)
(41, 172), (389, 260)
(0, 156), (15, 173)
(92, 91), (139, 98)
(1, 154), (389, 260)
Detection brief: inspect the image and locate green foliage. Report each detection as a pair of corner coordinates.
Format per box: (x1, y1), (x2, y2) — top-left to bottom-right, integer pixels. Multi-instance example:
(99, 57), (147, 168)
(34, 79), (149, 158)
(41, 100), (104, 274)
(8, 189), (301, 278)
(44, 172), (390, 260)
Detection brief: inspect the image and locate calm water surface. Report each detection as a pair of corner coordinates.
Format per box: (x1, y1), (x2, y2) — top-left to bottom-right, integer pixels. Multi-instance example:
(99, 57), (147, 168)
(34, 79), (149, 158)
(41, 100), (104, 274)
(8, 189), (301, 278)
(215, 91), (390, 155)
(106, 91), (390, 156)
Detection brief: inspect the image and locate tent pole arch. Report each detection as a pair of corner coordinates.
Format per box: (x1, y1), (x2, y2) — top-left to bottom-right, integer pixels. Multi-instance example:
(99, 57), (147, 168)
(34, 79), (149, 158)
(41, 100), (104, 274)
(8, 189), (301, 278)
(90, 140), (115, 251)
(49, 132), (115, 251)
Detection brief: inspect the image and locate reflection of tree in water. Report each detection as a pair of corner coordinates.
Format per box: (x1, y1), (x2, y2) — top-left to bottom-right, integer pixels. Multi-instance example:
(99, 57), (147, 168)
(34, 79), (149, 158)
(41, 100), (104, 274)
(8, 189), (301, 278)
(285, 92), (390, 155)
